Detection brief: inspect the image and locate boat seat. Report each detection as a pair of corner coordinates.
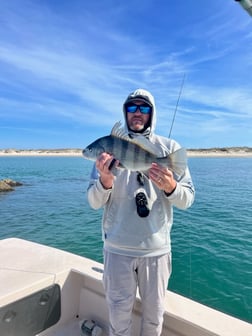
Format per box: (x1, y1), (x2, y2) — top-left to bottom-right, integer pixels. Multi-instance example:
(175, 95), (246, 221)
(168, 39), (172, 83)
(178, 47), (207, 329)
(0, 284), (61, 336)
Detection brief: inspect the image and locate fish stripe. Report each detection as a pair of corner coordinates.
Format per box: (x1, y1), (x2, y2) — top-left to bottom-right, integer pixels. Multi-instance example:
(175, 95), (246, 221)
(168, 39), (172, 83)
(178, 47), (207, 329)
(122, 139), (127, 162)
(109, 136), (114, 154)
(145, 149), (149, 164)
(133, 142), (140, 167)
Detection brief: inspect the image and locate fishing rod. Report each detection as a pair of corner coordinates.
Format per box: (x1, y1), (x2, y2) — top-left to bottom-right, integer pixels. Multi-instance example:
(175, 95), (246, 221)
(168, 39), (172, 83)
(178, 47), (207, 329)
(168, 73), (186, 138)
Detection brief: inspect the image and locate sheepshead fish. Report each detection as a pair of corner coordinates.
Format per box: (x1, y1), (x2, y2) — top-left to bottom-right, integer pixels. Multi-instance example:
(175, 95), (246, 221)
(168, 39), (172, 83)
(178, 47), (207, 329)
(82, 122), (187, 176)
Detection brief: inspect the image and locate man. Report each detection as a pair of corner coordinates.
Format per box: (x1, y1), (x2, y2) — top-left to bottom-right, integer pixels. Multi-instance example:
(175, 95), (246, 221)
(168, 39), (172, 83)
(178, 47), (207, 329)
(87, 89), (195, 336)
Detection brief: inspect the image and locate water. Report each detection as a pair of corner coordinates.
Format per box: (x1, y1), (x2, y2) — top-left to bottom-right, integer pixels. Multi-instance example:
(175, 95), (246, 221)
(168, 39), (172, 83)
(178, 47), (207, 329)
(0, 156), (251, 323)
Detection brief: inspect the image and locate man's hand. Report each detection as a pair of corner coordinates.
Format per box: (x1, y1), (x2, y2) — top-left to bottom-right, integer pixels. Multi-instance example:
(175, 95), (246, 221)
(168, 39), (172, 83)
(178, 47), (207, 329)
(96, 153), (119, 189)
(149, 163), (177, 194)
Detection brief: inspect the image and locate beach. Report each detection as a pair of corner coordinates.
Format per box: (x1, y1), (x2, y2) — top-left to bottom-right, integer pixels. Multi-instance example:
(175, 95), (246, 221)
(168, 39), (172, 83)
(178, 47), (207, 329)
(0, 147), (251, 157)
(187, 147), (252, 157)
(0, 149), (82, 157)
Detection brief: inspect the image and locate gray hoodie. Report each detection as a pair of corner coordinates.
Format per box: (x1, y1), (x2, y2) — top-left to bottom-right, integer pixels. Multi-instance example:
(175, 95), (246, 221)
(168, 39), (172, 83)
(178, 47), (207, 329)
(87, 89), (195, 257)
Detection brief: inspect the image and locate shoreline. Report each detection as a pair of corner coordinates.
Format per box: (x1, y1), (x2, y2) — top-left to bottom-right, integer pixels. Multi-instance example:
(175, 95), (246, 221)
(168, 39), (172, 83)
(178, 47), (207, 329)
(0, 148), (252, 158)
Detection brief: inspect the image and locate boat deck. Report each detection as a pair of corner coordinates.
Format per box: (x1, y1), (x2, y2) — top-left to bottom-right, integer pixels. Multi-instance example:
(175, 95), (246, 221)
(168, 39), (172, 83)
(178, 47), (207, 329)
(0, 238), (251, 336)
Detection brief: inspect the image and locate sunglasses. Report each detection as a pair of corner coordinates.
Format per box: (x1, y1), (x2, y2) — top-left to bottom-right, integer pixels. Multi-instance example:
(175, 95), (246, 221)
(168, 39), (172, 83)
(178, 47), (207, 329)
(125, 104), (152, 114)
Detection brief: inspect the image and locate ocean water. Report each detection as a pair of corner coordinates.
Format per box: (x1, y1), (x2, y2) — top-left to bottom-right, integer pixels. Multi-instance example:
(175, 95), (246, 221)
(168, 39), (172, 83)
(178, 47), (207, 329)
(0, 156), (251, 323)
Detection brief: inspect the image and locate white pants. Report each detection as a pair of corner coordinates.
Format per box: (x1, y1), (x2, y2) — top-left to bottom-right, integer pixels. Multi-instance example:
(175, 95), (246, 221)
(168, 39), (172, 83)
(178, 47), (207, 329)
(103, 250), (171, 336)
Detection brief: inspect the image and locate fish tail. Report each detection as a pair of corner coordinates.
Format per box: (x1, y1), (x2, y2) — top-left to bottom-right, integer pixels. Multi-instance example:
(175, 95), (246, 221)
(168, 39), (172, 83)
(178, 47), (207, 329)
(158, 148), (187, 176)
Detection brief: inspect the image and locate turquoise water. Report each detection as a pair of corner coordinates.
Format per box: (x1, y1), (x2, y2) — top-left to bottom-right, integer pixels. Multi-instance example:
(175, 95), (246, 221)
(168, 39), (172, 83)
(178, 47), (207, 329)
(0, 156), (251, 323)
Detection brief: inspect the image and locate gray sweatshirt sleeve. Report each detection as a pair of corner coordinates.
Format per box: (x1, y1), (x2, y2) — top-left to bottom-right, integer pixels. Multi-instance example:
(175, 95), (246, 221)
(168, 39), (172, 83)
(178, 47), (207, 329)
(165, 167), (195, 209)
(87, 163), (112, 210)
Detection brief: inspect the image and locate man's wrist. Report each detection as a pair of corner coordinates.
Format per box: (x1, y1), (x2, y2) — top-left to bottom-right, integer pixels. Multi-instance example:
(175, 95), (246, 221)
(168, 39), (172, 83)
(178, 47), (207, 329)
(99, 177), (113, 190)
(164, 184), (176, 197)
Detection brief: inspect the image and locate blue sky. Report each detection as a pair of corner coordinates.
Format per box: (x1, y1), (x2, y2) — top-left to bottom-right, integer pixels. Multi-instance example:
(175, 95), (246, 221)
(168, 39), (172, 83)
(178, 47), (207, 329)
(1, 0), (252, 149)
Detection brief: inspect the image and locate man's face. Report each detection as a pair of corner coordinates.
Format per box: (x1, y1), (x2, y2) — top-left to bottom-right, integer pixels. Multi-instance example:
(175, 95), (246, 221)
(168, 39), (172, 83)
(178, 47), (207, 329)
(126, 100), (151, 132)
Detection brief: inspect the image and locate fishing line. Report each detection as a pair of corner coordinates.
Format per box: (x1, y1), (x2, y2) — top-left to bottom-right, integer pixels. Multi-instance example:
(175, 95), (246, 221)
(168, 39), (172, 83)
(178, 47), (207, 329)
(168, 73), (186, 138)
(168, 73), (193, 297)
(189, 218), (192, 298)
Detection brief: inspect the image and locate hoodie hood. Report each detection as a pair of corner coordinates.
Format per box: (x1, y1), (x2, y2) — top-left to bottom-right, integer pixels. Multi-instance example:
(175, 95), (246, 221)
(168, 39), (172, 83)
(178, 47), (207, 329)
(123, 89), (157, 138)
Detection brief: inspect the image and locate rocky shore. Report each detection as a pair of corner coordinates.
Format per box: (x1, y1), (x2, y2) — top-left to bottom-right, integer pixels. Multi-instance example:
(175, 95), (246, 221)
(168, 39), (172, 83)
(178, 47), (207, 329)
(0, 147), (251, 157)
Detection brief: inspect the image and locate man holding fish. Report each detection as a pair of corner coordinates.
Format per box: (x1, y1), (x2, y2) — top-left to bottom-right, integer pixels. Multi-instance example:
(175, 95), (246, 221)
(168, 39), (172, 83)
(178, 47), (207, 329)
(85, 89), (195, 336)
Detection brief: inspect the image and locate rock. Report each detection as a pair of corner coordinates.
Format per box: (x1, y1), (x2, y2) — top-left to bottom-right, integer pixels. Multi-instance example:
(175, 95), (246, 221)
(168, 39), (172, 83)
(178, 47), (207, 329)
(0, 181), (14, 192)
(0, 179), (23, 192)
(3, 179), (23, 187)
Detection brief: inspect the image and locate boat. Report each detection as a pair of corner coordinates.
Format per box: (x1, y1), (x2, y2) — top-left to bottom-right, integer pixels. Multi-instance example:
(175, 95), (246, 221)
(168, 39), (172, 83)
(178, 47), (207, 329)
(0, 238), (251, 336)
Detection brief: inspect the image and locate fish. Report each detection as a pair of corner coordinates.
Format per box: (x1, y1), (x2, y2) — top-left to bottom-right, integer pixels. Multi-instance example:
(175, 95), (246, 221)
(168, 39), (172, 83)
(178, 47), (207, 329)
(82, 121), (187, 176)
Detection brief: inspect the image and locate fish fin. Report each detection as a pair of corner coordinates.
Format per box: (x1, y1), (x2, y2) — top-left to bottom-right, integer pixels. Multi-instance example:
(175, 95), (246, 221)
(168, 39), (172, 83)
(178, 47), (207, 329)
(111, 121), (161, 155)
